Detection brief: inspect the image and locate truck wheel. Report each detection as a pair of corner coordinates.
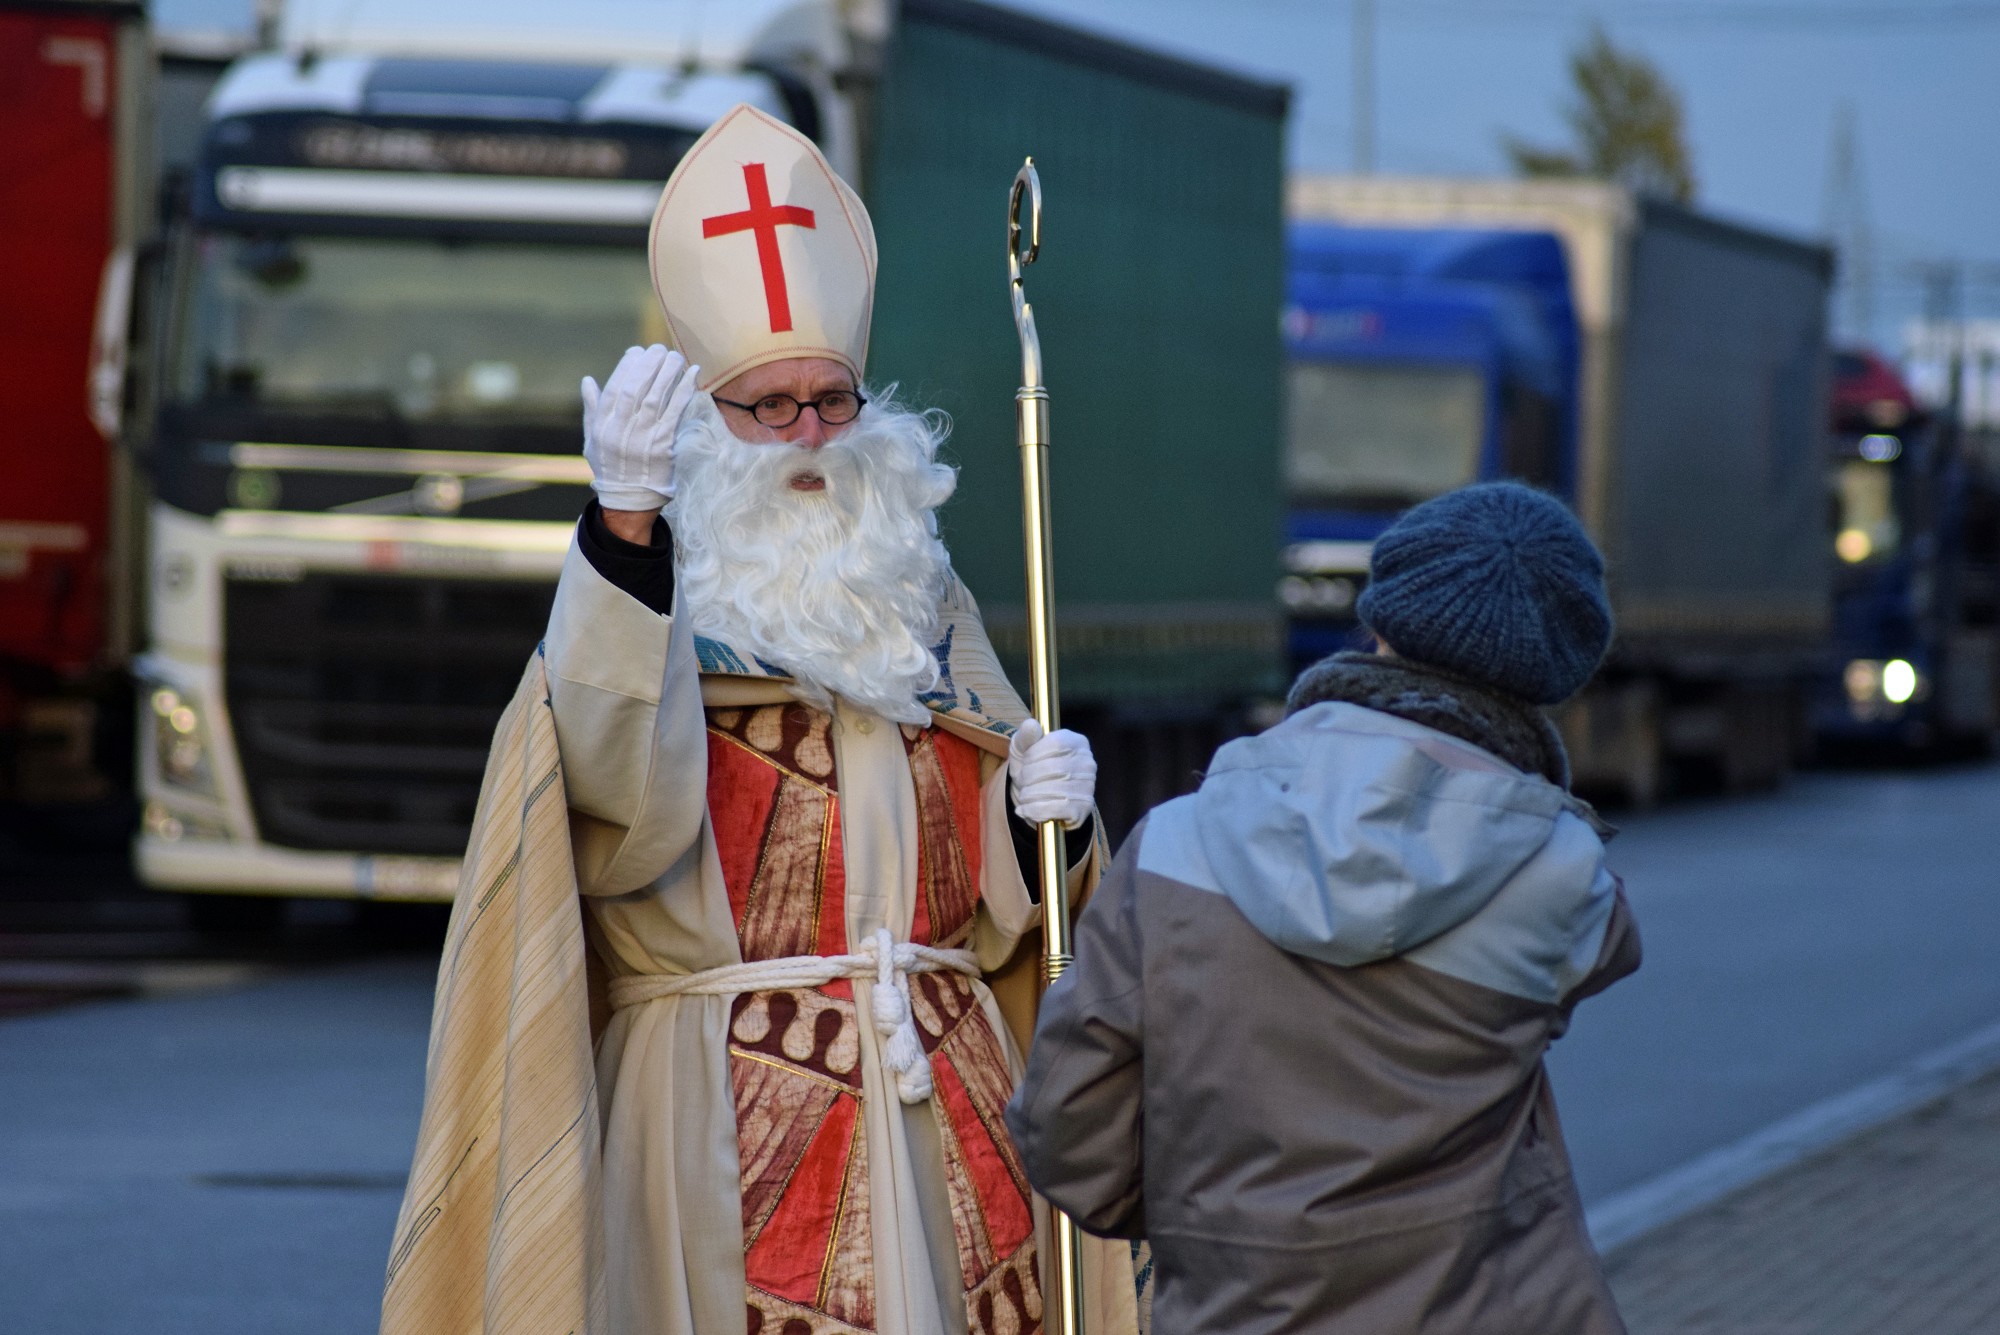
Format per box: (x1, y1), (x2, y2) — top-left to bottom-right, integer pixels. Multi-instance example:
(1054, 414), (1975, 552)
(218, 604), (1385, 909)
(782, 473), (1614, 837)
(1557, 680), (1662, 808)
(1923, 722), (1993, 763)
(185, 893), (287, 939)
(1070, 706), (1234, 850)
(1720, 684), (1793, 793)
(356, 898), (450, 951)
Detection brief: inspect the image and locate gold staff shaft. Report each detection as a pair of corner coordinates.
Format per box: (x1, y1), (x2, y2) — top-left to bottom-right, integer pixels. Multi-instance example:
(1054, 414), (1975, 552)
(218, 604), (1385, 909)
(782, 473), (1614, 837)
(1010, 157), (1087, 1335)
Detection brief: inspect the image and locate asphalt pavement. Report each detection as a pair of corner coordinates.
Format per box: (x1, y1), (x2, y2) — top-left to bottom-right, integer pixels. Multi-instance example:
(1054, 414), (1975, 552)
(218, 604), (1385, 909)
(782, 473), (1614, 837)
(0, 958), (434, 1335)
(7, 760), (2000, 1332)
(1549, 759), (2000, 1202)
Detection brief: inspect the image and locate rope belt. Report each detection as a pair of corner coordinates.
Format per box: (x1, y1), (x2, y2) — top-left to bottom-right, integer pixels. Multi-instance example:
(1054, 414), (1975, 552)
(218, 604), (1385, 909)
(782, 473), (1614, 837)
(607, 928), (981, 1105)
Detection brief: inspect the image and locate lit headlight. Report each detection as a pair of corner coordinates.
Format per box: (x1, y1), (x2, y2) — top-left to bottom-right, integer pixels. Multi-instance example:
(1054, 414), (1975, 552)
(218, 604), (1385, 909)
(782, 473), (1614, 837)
(147, 684), (219, 797)
(1882, 659), (1919, 704)
(1843, 658), (1924, 719)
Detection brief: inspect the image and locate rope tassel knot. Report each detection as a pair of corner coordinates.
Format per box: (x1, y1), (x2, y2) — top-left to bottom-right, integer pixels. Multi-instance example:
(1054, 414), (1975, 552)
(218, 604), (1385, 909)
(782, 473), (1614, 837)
(867, 928), (936, 1104)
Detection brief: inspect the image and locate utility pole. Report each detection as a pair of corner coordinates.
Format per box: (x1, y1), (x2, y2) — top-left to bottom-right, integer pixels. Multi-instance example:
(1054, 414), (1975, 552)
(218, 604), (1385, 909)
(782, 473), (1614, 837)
(253, 0), (283, 49)
(1352, 0), (1375, 174)
(1911, 259), (1966, 432)
(1821, 101), (1873, 345)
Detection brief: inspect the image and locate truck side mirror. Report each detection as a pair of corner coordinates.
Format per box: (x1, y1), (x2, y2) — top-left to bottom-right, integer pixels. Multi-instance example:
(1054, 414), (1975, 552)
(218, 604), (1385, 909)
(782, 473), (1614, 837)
(88, 246), (137, 442)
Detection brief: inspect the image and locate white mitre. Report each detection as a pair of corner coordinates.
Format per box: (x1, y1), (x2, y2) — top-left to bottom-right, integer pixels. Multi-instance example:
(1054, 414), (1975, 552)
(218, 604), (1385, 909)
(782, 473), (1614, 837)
(648, 103), (878, 392)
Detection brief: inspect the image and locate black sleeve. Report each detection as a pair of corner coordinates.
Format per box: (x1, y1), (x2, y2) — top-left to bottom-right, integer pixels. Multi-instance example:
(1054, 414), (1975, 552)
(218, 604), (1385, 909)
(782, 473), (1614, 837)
(1008, 810), (1095, 904)
(578, 498), (675, 615)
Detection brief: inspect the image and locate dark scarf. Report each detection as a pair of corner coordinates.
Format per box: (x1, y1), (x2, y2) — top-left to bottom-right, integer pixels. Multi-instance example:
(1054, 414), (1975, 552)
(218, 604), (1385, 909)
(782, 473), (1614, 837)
(1284, 651), (1572, 789)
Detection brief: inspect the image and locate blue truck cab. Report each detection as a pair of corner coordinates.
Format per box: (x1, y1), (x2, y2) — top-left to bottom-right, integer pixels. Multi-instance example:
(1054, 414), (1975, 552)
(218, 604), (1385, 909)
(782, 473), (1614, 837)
(1282, 224), (1581, 667)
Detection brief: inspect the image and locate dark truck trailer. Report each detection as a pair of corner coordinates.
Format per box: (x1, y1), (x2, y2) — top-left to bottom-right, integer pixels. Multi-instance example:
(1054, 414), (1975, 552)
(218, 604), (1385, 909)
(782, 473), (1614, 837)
(133, 0), (1288, 904)
(1288, 177), (1833, 803)
(868, 0), (1290, 837)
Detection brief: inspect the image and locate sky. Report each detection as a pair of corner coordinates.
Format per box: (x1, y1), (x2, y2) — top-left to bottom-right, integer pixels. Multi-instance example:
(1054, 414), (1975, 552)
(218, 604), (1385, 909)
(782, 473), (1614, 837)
(1004, 0), (2000, 351)
(156, 0), (2000, 351)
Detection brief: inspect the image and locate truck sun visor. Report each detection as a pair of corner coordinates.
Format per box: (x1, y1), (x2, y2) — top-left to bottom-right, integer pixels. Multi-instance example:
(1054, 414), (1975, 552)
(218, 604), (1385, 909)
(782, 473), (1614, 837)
(214, 166), (665, 224)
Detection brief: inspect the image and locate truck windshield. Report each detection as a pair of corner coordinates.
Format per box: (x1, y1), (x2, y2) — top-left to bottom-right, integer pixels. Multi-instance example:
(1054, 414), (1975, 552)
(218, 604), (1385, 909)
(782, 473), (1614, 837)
(173, 233), (659, 428)
(1286, 362), (1486, 511)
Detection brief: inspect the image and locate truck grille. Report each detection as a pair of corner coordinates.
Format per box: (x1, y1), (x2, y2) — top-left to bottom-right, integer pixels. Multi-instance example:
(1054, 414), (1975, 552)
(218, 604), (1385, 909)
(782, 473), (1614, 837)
(224, 572), (556, 856)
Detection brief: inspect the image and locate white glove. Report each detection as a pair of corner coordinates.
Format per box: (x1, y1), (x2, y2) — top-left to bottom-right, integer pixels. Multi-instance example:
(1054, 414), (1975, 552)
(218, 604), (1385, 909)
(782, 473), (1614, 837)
(1008, 718), (1097, 830)
(581, 344), (699, 511)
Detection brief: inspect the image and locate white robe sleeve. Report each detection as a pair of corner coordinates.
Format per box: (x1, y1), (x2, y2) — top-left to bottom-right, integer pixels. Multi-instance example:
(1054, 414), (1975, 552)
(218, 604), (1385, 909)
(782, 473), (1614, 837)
(542, 537), (710, 896)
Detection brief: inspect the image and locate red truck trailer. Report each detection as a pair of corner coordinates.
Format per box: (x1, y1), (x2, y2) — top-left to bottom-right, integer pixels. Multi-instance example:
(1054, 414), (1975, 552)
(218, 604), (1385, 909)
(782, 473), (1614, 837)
(0, 0), (149, 805)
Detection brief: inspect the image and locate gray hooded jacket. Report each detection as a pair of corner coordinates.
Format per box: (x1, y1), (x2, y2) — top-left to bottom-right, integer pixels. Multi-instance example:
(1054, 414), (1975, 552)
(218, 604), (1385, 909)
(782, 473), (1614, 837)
(1006, 700), (1639, 1335)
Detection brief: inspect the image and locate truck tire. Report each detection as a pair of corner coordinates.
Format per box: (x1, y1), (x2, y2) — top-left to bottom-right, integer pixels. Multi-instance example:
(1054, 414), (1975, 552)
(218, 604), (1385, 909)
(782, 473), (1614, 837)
(1558, 679), (1663, 808)
(1074, 706), (1237, 850)
(184, 893), (287, 938)
(1719, 683), (1793, 793)
(356, 898), (450, 950)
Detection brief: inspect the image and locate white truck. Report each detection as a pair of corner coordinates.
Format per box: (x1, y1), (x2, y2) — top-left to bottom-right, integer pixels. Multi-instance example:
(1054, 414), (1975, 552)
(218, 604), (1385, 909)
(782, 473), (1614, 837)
(135, 32), (805, 914)
(133, 0), (1290, 919)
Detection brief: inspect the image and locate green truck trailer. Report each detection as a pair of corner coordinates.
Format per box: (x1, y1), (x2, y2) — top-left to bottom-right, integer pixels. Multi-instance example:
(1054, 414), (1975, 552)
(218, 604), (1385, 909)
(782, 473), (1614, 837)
(868, 2), (1290, 832)
(132, 0), (1289, 910)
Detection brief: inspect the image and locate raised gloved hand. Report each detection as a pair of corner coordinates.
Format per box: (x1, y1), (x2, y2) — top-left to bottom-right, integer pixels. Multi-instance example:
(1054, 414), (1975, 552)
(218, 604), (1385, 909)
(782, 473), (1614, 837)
(1008, 718), (1097, 830)
(581, 344), (700, 511)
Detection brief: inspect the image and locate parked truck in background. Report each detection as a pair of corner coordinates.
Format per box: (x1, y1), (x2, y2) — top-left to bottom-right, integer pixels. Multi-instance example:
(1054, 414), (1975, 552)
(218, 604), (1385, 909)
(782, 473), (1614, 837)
(131, 0), (1287, 914)
(1287, 176), (1833, 803)
(1280, 224), (1578, 656)
(1817, 347), (2000, 752)
(0, 0), (149, 815)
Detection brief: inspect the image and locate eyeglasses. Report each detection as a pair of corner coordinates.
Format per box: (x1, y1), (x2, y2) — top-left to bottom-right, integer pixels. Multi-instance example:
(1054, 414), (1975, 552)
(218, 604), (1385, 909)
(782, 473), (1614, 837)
(713, 389), (868, 429)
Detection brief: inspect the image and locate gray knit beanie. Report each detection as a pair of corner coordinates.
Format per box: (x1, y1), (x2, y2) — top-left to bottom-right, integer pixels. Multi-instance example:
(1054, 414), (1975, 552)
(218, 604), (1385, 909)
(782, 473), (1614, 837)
(1356, 482), (1612, 706)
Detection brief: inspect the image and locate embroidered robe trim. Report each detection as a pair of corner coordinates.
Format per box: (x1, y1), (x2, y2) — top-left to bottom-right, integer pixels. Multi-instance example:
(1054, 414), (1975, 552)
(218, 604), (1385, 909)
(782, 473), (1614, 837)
(710, 702), (1041, 1335)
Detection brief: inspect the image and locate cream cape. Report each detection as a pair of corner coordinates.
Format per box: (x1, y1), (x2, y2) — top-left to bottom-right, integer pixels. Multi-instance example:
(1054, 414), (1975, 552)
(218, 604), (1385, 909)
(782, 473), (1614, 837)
(381, 540), (1138, 1335)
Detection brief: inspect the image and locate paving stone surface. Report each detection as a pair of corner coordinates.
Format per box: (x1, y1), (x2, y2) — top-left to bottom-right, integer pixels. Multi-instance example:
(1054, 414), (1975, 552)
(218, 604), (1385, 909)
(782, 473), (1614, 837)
(1605, 1068), (2000, 1334)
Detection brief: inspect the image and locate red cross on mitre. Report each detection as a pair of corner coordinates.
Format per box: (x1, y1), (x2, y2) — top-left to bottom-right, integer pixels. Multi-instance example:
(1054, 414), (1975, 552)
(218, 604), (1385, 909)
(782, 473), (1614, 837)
(701, 162), (818, 334)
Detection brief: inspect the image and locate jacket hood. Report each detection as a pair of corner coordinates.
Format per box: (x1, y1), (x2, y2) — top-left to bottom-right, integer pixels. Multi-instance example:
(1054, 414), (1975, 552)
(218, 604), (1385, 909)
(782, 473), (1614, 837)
(1185, 701), (1594, 969)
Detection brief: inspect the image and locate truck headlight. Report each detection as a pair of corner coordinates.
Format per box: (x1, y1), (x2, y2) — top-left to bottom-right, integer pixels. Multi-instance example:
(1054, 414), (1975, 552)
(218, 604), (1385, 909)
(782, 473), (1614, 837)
(1843, 658), (1924, 718)
(148, 685), (219, 797)
(1882, 659), (1919, 704)
(143, 799), (231, 843)
(1843, 659), (1881, 705)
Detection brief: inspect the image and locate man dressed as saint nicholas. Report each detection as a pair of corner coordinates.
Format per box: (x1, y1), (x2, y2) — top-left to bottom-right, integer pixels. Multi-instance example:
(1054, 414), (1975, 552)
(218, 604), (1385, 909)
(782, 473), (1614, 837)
(381, 105), (1142, 1335)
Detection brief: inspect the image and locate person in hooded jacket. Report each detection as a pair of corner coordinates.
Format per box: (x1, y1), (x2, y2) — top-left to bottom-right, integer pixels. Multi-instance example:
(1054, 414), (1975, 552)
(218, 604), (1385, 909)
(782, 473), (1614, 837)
(1005, 481), (1640, 1335)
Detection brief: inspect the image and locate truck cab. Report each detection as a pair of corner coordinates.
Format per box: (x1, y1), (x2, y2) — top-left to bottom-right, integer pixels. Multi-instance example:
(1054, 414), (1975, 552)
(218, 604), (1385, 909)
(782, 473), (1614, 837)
(1281, 225), (1578, 666)
(1818, 347), (2000, 751)
(136, 54), (791, 901)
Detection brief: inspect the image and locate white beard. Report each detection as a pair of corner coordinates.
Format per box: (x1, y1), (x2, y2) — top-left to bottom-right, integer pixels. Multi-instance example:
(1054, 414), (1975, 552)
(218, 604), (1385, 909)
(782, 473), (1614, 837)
(667, 391), (958, 726)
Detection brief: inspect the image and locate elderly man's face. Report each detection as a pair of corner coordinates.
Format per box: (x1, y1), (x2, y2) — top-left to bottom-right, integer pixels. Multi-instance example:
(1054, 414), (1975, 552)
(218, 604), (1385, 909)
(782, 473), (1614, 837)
(713, 357), (858, 493)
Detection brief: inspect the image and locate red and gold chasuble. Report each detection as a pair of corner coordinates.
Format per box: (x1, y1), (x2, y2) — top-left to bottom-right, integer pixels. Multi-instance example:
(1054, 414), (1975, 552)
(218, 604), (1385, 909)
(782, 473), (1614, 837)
(705, 702), (1041, 1335)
